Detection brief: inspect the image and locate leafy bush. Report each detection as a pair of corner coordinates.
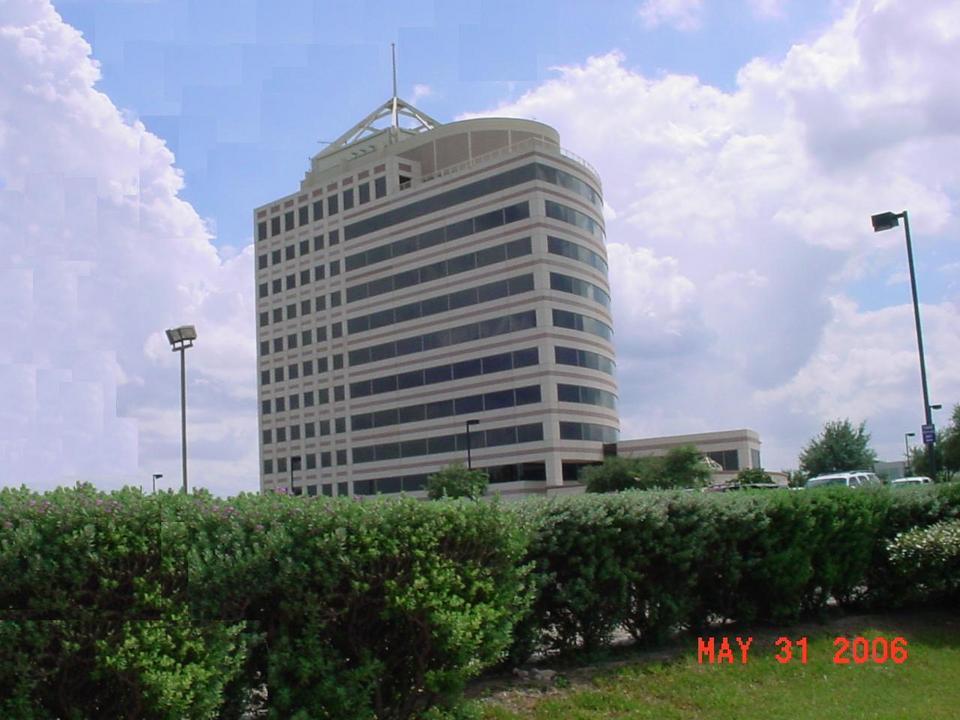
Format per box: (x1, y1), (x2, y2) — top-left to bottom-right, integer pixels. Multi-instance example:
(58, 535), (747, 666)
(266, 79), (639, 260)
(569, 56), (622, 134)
(0, 486), (531, 719)
(583, 447), (711, 493)
(4, 481), (960, 713)
(504, 483), (960, 664)
(886, 520), (960, 605)
(735, 467), (773, 485)
(426, 463), (489, 500)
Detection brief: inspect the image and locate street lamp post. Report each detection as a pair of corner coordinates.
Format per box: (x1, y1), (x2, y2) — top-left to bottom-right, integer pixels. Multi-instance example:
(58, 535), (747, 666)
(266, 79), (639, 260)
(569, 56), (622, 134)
(290, 455), (301, 496)
(465, 420), (480, 470)
(904, 433), (915, 475)
(152, 473), (163, 494)
(165, 325), (197, 494)
(871, 211), (936, 479)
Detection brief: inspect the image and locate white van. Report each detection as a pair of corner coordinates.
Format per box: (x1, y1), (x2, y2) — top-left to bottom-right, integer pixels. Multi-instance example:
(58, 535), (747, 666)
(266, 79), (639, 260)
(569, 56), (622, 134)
(805, 471), (883, 489)
(891, 476), (933, 487)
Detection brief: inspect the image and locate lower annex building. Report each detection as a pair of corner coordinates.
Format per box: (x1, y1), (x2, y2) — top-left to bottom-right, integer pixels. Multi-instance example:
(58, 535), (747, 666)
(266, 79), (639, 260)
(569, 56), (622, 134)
(254, 96), (618, 497)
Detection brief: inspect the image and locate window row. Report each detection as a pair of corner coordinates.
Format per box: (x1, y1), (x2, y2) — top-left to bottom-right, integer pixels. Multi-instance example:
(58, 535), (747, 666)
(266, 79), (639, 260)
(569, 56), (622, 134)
(258, 179), (388, 242)
(352, 423), (544, 464)
(545, 200), (603, 239)
(547, 236), (608, 275)
(256, 231), (339, 271)
(348, 310), (537, 367)
(259, 325), (342, 356)
(352, 384), (542, 432)
(549, 272), (611, 308)
(344, 201), (530, 273)
(554, 346), (615, 375)
(534, 163), (602, 210)
(353, 460), (547, 496)
(286, 482), (349, 497)
(344, 162), (600, 242)
(262, 419), (334, 444)
(346, 237), (532, 303)
(552, 309), (613, 341)
(707, 449), (740, 471)
(263, 448), (348, 474)
(260, 387), (335, 417)
(557, 383), (618, 410)
(261, 392), (348, 417)
(347, 274), (535, 335)
(350, 347), (539, 399)
(260, 357), (331, 386)
(559, 422), (619, 443)
(257, 261), (344, 299)
(345, 164), (540, 241)
(258, 294), (333, 329)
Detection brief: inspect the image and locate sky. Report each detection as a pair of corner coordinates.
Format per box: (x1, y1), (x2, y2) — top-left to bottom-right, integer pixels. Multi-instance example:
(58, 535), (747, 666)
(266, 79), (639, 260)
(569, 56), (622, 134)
(1, 0), (958, 495)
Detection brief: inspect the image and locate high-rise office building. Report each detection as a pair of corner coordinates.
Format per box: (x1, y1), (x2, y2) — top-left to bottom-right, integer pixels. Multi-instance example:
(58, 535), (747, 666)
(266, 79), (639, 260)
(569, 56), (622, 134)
(254, 96), (617, 497)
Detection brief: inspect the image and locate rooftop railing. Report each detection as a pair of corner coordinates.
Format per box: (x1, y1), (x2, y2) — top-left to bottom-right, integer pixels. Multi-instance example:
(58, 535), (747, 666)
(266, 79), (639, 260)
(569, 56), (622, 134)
(402, 136), (602, 191)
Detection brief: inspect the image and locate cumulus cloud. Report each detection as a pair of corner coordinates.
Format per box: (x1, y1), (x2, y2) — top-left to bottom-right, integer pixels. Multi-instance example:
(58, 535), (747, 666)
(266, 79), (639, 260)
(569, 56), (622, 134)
(0, 0), (258, 494)
(637, 0), (705, 31)
(465, 0), (960, 468)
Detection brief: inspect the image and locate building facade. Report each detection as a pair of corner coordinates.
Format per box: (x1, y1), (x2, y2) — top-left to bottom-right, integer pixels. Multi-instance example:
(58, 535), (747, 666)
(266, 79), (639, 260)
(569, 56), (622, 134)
(254, 98), (617, 497)
(617, 429), (766, 484)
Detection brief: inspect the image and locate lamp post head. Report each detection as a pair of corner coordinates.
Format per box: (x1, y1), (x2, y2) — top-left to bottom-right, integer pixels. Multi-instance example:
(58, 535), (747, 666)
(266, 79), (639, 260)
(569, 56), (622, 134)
(931, 404), (942, 410)
(152, 473), (163, 480)
(871, 212), (900, 232)
(165, 325), (197, 348)
(906, 432), (915, 438)
(466, 419), (479, 427)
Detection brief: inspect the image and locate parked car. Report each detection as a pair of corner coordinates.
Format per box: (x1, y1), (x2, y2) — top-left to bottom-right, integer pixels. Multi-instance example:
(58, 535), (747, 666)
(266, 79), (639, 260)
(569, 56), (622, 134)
(891, 476), (933, 487)
(804, 471), (883, 489)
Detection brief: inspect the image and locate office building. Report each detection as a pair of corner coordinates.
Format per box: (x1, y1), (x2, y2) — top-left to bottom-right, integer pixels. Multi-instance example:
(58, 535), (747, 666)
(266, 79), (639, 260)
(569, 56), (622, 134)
(254, 96), (617, 496)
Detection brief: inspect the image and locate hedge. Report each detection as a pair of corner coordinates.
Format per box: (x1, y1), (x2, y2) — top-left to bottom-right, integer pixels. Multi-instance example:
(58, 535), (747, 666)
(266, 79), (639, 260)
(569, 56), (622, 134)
(2, 482), (959, 718)
(0, 485), (530, 719)
(504, 483), (960, 661)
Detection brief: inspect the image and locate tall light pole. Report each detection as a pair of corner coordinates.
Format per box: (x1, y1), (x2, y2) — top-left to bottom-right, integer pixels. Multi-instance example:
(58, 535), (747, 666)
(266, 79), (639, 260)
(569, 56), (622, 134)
(465, 419), (479, 470)
(152, 473), (163, 494)
(871, 211), (936, 478)
(165, 325), (197, 493)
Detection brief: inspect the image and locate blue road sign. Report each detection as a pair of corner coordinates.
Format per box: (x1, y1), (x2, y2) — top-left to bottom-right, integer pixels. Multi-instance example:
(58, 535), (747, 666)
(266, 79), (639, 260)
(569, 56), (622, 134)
(921, 424), (936, 444)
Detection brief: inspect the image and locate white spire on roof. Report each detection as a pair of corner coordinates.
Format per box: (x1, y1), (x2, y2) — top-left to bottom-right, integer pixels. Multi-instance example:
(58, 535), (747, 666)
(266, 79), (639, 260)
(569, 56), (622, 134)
(313, 43), (440, 160)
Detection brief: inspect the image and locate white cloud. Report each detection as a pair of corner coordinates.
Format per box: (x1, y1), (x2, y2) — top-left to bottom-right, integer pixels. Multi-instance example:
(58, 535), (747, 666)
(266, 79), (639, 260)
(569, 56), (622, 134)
(465, 0), (960, 469)
(0, 0), (258, 494)
(411, 83), (433, 102)
(637, 0), (705, 31)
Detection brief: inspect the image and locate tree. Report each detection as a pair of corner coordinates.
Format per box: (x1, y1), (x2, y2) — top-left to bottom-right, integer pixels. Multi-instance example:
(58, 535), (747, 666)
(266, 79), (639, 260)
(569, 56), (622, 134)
(580, 456), (641, 493)
(657, 445), (712, 488)
(941, 404), (960, 474)
(583, 445), (712, 493)
(735, 467), (773, 486)
(425, 463), (489, 500)
(783, 470), (808, 488)
(798, 419), (877, 477)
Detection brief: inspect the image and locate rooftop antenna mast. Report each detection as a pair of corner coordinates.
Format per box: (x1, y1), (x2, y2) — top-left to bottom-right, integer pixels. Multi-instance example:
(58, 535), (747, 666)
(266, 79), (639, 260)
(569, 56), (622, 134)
(390, 43), (399, 134)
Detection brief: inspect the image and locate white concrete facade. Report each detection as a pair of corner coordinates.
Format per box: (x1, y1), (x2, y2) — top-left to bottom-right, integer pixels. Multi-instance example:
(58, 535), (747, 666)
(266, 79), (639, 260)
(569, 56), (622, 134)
(253, 100), (618, 497)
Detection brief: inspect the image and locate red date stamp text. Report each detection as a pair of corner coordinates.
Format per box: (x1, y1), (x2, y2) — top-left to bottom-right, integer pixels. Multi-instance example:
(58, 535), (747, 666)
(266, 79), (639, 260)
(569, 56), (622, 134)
(697, 635), (908, 665)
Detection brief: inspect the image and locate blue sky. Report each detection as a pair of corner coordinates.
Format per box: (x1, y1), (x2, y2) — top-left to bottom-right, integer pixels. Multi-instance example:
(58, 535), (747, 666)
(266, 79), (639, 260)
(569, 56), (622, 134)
(1, 0), (958, 493)
(55, 0), (840, 255)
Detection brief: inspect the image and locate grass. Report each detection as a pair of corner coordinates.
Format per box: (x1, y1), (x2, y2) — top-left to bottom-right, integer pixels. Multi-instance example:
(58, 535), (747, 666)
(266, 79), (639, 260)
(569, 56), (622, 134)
(477, 612), (960, 720)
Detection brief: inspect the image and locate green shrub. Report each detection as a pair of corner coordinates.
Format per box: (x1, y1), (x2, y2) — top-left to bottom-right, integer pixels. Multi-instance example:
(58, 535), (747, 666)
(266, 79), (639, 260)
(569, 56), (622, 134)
(886, 519), (960, 605)
(0, 487), (531, 720)
(5, 481), (960, 714)
(426, 463), (489, 500)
